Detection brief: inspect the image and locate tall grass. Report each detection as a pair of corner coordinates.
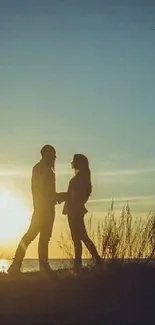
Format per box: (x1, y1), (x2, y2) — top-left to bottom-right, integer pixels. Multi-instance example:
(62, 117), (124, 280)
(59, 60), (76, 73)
(57, 202), (155, 262)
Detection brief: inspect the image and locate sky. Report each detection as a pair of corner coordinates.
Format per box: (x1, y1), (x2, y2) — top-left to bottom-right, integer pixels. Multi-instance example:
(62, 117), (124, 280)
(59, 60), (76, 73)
(0, 0), (155, 257)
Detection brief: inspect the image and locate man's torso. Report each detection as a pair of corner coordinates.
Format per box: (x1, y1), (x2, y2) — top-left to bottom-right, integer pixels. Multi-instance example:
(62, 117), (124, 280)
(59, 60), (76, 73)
(31, 160), (56, 216)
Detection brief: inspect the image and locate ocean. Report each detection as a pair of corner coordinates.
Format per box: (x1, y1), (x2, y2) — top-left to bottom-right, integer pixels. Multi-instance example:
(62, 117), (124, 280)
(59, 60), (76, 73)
(1, 258), (153, 273)
(0, 259), (90, 273)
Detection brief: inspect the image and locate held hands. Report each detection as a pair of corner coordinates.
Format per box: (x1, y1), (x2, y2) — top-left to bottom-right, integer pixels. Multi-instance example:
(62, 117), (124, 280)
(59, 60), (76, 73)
(56, 192), (68, 204)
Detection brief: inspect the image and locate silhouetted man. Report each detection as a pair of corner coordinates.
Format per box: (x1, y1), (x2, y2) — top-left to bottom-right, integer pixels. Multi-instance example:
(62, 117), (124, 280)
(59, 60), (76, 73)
(8, 145), (57, 275)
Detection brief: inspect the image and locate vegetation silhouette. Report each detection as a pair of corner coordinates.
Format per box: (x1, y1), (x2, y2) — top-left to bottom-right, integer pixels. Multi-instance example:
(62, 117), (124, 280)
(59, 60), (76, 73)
(58, 201), (155, 262)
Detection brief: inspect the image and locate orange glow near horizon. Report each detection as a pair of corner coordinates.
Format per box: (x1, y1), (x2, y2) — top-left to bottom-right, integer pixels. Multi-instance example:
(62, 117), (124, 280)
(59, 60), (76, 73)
(0, 189), (30, 243)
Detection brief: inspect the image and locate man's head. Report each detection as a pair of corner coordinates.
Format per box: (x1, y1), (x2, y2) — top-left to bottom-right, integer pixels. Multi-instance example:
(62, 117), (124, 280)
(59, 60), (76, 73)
(40, 145), (56, 168)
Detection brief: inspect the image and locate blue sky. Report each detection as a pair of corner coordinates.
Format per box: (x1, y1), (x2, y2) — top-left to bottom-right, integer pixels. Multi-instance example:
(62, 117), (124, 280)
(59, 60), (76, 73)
(0, 0), (155, 215)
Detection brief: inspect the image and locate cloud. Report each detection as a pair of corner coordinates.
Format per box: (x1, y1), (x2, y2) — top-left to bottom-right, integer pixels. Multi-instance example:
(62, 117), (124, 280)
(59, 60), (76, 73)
(56, 170), (72, 176)
(1, 162), (155, 180)
(0, 167), (30, 177)
(94, 167), (155, 177)
(89, 195), (155, 204)
(57, 165), (155, 178)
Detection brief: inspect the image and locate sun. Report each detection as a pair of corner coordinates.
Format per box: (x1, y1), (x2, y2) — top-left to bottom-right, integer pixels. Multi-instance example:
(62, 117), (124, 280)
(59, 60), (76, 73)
(0, 189), (30, 243)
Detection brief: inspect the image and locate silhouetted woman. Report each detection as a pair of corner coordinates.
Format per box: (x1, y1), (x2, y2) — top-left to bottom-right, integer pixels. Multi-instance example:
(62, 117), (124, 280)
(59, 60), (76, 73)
(60, 154), (101, 273)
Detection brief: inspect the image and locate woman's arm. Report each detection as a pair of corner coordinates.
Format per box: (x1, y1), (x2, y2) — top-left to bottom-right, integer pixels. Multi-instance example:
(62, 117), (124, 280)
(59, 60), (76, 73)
(56, 192), (68, 204)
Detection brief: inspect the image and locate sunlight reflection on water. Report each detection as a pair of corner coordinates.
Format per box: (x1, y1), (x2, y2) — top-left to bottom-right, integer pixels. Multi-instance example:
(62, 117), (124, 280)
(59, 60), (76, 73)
(0, 259), (10, 273)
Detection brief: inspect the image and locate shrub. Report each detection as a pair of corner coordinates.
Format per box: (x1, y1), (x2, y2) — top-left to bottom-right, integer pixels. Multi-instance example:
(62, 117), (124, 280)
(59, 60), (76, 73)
(57, 202), (155, 262)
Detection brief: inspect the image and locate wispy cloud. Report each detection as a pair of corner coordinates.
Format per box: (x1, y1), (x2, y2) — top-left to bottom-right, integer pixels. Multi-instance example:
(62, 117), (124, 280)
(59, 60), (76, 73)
(89, 195), (155, 204)
(0, 167), (30, 177)
(57, 165), (155, 178)
(94, 167), (155, 177)
(1, 163), (155, 179)
(56, 170), (72, 176)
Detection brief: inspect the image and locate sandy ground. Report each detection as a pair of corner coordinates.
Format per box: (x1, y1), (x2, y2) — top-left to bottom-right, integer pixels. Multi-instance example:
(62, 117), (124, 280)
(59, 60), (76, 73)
(0, 263), (155, 325)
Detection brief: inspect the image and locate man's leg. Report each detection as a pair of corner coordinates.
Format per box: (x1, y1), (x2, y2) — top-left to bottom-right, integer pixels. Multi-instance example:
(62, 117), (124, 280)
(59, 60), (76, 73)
(38, 216), (55, 272)
(8, 213), (40, 274)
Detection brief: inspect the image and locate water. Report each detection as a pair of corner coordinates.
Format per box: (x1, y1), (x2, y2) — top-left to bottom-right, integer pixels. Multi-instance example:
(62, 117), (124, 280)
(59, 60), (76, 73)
(0, 259), (90, 273)
(1, 258), (154, 273)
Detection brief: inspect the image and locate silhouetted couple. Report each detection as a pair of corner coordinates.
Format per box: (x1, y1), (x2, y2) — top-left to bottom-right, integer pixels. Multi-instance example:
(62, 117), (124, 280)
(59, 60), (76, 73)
(8, 145), (101, 275)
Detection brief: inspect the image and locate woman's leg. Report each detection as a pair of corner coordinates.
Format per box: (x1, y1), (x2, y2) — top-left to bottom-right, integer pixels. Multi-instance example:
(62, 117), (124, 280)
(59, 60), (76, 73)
(79, 216), (101, 266)
(73, 238), (82, 271)
(68, 215), (82, 271)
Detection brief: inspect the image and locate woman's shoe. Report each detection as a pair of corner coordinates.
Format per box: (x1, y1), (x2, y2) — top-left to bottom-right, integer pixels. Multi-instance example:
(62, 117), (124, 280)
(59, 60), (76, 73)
(95, 256), (102, 267)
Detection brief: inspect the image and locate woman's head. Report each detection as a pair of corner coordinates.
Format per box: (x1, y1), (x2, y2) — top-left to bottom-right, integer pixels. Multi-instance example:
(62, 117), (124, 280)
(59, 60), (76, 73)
(71, 154), (89, 172)
(71, 154), (92, 196)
